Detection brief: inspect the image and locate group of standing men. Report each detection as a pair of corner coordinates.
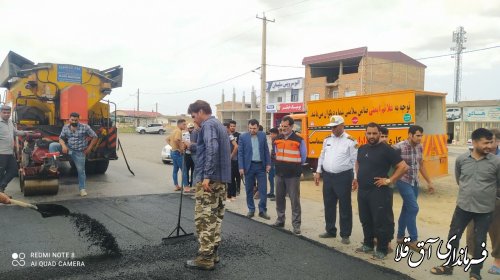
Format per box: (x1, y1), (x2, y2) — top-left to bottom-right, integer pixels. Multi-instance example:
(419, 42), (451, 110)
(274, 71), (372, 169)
(167, 119), (199, 193)
(183, 107), (308, 271)
(314, 115), (432, 260)
(313, 114), (500, 279)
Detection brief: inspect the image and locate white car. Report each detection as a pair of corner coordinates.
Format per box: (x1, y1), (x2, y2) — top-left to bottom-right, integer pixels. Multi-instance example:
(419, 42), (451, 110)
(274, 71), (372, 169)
(467, 139), (473, 151)
(161, 144), (173, 164)
(136, 123), (165, 134)
(446, 108), (461, 120)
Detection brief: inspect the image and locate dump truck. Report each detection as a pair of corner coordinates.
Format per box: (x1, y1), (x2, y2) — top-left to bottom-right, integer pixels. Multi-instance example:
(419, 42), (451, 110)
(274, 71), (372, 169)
(0, 51), (123, 196)
(291, 90), (448, 178)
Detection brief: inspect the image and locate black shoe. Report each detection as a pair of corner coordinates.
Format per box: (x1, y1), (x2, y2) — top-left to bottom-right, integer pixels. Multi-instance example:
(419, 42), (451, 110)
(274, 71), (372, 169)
(259, 212), (270, 220)
(319, 232), (336, 238)
(246, 211), (255, 218)
(270, 197), (276, 201)
(293, 228), (301, 235)
(272, 221), (284, 228)
(267, 193), (275, 198)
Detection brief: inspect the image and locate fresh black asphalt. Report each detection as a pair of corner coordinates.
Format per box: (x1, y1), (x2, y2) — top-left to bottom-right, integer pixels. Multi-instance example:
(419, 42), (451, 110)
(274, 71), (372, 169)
(0, 194), (413, 280)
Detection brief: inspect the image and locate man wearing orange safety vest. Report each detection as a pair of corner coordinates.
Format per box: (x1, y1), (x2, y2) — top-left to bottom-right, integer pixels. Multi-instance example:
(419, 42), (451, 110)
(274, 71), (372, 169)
(272, 116), (307, 235)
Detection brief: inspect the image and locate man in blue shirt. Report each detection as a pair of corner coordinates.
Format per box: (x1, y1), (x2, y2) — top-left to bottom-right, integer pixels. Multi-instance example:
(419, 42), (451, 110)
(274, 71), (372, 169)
(238, 119), (271, 219)
(49, 112), (98, 197)
(185, 100), (231, 271)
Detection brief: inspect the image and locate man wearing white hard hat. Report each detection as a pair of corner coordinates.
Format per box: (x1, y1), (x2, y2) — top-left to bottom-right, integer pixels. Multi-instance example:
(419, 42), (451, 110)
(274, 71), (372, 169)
(315, 115), (358, 245)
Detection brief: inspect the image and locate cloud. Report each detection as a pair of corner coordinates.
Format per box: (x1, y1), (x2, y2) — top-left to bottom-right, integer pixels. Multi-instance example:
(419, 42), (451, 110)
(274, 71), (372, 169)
(1, 0), (499, 116)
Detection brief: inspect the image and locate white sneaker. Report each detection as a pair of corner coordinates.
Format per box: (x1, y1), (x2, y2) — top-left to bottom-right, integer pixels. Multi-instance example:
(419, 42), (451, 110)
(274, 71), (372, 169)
(80, 189), (88, 197)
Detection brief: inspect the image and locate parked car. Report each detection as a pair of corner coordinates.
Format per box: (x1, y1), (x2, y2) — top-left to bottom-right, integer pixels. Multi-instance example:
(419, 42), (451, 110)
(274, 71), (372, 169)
(446, 108), (461, 120)
(136, 123), (165, 134)
(467, 139), (473, 151)
(161, 144), (172, 164)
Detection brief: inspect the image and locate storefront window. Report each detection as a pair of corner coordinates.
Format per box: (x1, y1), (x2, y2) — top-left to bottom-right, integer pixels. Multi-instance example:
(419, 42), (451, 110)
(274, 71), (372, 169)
(291, 89), (299, 102)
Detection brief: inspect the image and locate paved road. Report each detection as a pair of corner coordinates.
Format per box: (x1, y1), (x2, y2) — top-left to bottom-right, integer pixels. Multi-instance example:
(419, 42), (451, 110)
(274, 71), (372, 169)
(0, 133), (413, 279)
(0, 194), (411, 280)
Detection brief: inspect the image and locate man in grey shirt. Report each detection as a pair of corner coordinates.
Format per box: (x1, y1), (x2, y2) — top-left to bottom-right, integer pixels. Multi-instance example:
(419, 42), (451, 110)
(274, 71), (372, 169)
(431, 128), (500, 280)
(0, 105), (27, 194)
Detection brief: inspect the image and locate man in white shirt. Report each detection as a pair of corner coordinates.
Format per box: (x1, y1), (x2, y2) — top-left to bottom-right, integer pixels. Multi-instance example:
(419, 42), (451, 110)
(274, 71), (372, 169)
(314, 115), (358, 244)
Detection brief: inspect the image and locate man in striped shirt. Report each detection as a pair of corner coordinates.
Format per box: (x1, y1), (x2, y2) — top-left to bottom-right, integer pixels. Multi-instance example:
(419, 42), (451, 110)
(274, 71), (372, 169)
(393, 125), (434, 249)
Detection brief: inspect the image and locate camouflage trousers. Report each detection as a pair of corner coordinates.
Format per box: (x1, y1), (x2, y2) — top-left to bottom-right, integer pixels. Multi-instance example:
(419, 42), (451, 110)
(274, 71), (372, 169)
(195, 181), (227, 255)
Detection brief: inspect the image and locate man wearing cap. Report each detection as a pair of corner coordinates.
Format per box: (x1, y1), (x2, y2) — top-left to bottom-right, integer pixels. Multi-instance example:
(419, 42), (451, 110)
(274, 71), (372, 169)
(183, 123), (196, 188)
(0, 105), (28, 194)
(314, 115), (358, 244)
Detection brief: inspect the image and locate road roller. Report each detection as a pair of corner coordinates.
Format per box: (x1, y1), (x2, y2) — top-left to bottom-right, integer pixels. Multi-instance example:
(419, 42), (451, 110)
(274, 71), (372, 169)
(0, 51), (123, 196)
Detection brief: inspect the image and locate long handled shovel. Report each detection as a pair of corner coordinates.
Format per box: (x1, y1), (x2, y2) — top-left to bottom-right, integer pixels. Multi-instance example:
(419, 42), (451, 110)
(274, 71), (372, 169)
(10, 199), (70, 218)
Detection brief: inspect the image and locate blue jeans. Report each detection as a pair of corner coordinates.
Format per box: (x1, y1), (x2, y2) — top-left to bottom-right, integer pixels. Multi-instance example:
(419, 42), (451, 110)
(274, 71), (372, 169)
(244, 162), (267, 213)
(171, 151), (188, 187)
(49, 143), (86, 190)
(396, 180), (419, 241)
(268, 164), (275, 195)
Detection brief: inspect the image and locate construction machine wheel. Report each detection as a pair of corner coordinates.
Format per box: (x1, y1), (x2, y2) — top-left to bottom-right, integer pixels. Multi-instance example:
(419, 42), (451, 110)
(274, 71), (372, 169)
(94, 160), (109, 174)
(23, 179), (59, 196)
(84, 160), (96, 175)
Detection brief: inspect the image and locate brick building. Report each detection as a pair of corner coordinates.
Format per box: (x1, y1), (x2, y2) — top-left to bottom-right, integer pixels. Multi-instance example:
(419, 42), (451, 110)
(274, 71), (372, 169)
(302, 47), (425, 102)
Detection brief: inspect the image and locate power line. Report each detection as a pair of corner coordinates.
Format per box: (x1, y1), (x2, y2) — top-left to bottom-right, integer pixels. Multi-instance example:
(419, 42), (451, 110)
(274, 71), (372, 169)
(141, 67), (260, 96)
(135, 45), (499, 98)
(266, 45), (500, 69)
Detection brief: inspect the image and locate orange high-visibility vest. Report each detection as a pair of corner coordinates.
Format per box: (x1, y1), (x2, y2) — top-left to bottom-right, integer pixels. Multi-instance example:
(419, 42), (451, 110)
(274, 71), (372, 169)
(274, 132), (303, 177)
(275, 138), (301, 163)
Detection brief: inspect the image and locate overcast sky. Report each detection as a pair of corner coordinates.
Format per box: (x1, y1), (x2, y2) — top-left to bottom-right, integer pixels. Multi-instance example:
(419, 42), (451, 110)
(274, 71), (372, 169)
(1, 0), (499, 115)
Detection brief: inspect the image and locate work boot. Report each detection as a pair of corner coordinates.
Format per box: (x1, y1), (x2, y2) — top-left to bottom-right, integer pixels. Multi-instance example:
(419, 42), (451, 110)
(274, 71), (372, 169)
(213, 246), (220, 264)
(185, 254), (215, 271)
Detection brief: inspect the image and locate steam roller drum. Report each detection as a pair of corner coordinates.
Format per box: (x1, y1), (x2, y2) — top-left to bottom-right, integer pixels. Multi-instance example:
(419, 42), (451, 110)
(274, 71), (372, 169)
(23, 179), (59, 196)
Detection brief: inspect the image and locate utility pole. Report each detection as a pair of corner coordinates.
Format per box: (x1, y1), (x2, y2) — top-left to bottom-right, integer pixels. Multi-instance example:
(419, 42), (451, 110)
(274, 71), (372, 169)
(136, 88), (140, 127)
(257, 12), (274, 131)
(155, 102), (158, 123)
(451, 26), (467, 103)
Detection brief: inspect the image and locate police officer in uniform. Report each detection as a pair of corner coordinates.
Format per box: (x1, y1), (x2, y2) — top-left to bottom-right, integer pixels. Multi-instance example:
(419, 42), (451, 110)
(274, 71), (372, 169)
(314, 115), (358, 244)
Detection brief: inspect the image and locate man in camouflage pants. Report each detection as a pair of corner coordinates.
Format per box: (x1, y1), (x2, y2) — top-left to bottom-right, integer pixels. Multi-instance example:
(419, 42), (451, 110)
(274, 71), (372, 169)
(186, 100), (231, 271)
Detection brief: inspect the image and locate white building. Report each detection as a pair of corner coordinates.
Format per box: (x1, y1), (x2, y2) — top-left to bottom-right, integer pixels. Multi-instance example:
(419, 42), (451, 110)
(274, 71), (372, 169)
(266, 77), (305, 129)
